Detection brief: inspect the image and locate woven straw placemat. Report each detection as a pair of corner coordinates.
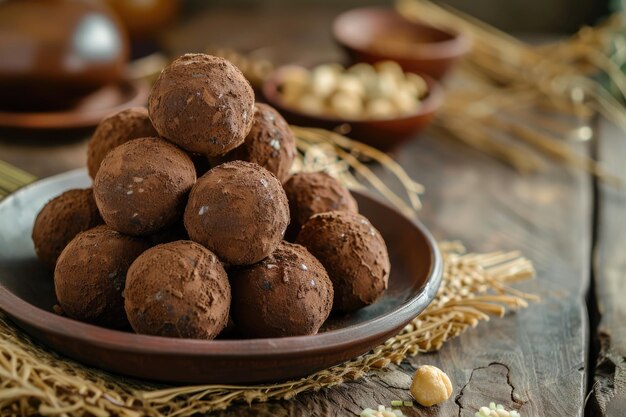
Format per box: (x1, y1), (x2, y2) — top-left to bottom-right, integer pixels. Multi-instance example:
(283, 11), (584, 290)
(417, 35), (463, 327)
(0, 154), (536, 416)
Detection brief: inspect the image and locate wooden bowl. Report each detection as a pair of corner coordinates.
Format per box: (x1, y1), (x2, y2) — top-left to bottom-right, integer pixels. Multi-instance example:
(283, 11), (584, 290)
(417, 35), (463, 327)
(263, 65), (443, 152)
(332, 7), (471, 80)
(0, 169), (442, 384)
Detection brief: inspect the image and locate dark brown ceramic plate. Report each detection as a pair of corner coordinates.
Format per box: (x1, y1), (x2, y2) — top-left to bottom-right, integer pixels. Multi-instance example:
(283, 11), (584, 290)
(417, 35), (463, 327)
(263, 65), (443, 152)
(0, 169), (442, 384)
(0, 79), (149, 131)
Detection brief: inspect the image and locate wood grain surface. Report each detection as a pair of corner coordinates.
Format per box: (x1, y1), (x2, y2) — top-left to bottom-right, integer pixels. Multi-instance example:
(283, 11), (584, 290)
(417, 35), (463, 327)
(0, 4), (599, 416)
(588, 119), (626, 417)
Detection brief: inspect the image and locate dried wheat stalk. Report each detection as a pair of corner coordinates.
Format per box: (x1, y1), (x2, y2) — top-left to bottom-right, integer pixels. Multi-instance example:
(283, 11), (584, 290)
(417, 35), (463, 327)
(396, 0), (626, 184)
(291, 126), (424, 217)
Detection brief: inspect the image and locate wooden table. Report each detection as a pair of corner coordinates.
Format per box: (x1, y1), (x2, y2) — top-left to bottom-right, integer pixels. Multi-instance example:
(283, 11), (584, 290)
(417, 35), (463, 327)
(0, 5), (622, 417)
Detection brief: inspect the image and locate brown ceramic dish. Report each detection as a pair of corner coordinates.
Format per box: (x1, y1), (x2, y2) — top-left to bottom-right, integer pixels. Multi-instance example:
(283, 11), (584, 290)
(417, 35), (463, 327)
(263, 65), (443, 152)
(0, 79), (149, 131)
(332, 7), (471, 80)
(0, 169), (442, 384)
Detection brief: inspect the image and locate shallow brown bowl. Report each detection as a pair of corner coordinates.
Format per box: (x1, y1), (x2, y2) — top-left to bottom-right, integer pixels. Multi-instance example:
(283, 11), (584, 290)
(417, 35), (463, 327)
(263, 65), (443, 152)
(332, 7), (471, 80)
(0, 169), (442, 384)
(0, 79), (149, 132)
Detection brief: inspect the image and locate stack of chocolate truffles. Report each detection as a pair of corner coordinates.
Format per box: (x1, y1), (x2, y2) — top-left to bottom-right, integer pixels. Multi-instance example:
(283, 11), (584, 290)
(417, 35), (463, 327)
(32, 53), (391, 340)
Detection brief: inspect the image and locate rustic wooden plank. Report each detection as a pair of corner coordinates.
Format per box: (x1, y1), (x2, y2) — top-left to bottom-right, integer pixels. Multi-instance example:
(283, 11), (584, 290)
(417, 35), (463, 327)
(588, 119), (626, 416)
(212, 129), (591, 416)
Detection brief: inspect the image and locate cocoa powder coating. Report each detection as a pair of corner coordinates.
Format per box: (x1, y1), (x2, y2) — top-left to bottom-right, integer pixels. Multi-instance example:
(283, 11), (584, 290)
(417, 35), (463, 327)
(284, 172), (358, 239)
(184, 161), (289, 265)
(231, 241), (333, 338)
(87, 107), (158, 179)
(54, 225), (149, 329)
(148, 54), (255, 156)
(32, 188), (103, 269)
(213, 103), (296, 183)
(296, 211), (390, 313)
(94, 137), (196, 236)
(124, 240), (231, 339)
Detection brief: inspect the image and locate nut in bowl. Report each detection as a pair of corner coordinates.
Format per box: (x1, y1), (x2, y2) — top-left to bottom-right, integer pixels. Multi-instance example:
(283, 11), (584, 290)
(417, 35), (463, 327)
(263, 62), (443, 152)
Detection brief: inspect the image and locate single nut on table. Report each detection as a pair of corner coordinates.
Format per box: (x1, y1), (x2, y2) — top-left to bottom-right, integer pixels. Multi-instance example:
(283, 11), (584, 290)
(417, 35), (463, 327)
(410, 365), (453, 407)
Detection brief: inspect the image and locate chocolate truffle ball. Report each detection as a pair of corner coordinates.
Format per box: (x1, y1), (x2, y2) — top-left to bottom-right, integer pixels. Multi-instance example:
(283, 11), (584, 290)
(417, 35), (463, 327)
(149, 53), (255, 156)
(87, 107), (158, 178)
(231, 241), (333, 338)
(125, 240), (231, 339)
(184, 161), (289, 265)
(32, 188), (103, 269)
(54, 225), (149, 329)
(212, 103), (296, 183)
(284, 172), (358, 239)
(296, 211), (390, 313)
(94, 137), (196, 236)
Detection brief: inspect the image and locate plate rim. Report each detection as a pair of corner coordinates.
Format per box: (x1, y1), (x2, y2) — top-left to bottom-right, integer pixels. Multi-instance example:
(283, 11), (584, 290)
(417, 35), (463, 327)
(0, 169), (442, 358)
(0, 79), (150, 130)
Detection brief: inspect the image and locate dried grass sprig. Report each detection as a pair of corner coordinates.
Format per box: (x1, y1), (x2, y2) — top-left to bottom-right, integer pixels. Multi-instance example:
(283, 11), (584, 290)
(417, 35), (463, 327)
(291, 126), (424, 217)
(396, 0), (626, 184)
(431, 116), (547, 173)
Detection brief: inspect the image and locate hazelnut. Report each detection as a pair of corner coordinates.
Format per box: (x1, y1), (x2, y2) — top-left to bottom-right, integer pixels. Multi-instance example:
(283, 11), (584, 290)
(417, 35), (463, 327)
(366, 98), (395, 119)
(392, 90), (420, 114)
(375, 72), (399, 99)
(281, 67), (310, 105)
(348, 63), (378, 95)
(310, 64), (340, 97)
(374, 60), (406, 80)
(297, 94), (326, 116)
(330, 91), (363, 118)
(410, 365), (453, 407)
(336, 74), (365, 97)
(406, 72), (429, 98)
